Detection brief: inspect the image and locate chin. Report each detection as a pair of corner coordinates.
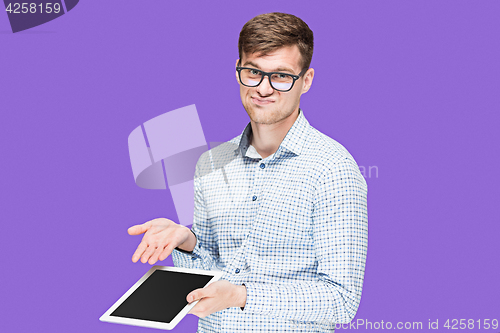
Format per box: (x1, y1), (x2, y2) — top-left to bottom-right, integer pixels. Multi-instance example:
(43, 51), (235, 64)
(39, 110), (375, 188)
(245, 106), (273, 124)
(251, 113), (284, 125)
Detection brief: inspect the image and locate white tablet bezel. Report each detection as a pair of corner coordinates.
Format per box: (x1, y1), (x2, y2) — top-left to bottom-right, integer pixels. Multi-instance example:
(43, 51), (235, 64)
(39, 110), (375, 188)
(99, 266), (223, 330)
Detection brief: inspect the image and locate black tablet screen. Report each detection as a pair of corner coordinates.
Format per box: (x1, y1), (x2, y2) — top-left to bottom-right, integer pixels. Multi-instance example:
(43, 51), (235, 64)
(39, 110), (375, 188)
(110, 270), (213, 323)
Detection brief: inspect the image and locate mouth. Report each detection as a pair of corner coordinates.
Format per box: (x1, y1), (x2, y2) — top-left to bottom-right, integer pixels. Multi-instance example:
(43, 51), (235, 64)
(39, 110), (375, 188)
(251, 97), (275, 106)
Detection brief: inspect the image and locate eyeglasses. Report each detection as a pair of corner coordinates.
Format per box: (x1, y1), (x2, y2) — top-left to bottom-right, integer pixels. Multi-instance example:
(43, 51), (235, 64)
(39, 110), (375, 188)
(236, 66), (307, 92)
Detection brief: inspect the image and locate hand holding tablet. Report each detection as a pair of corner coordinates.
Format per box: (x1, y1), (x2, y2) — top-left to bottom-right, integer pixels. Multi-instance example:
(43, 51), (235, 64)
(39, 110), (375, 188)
(186, 280), (247, 318)
(100, 266), (223, 330)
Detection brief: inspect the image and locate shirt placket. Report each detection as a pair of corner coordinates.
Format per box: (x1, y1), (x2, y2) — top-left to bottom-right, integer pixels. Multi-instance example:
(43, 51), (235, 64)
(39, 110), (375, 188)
(221, 157), (268, 331)
(226, 158), (266, 275)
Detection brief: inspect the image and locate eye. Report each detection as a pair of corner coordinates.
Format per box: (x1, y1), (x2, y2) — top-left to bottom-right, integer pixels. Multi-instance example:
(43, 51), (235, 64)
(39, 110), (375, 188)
(277, 74), (288, 79)
(250, 69), (260, 75)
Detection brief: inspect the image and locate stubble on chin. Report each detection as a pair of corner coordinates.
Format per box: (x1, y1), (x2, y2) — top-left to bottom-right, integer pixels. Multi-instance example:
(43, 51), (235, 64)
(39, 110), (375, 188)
(247, 109), (275, 125)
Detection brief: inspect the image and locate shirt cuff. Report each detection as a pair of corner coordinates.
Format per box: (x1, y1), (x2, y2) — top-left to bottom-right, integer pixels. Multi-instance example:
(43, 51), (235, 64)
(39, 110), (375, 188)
(240, 282), (281, 316)
(174, 229), (199, 256)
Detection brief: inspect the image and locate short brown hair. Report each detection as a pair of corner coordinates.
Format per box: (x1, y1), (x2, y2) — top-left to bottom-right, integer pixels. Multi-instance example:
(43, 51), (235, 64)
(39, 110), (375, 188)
(238, 12), (314, 70)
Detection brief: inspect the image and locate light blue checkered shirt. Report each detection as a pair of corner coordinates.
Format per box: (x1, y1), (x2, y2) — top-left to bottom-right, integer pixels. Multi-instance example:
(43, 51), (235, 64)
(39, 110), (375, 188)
(172, 110), (368, 332)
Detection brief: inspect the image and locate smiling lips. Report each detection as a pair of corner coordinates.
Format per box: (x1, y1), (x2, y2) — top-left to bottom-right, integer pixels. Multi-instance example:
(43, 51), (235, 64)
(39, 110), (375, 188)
(251, 97), (275, 106)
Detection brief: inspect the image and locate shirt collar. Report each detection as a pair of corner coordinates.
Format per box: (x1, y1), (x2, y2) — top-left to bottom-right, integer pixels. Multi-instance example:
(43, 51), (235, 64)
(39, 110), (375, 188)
(237, 122), (253, 157)
(235, 109), (309, 159)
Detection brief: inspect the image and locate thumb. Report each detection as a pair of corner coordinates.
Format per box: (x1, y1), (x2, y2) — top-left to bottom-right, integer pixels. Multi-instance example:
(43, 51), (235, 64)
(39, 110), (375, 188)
(187, 288), (205, 303)
(128, 222), (150, 235)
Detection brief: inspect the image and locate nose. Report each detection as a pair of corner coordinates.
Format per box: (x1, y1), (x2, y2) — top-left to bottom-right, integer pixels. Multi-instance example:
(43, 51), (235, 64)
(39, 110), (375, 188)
(256, 75), (274, 96)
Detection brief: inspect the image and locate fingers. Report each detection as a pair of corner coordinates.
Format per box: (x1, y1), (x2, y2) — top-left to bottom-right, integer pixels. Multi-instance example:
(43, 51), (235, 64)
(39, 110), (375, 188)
(128, 221), (151, 235)
(147, 242), (176, 264)
(141, 242), (176, 265)
(158, 244), (175, 262)
(133, 242), (167, 265)
(132, 241), (148, 263)
(149, 244), (167, 265)
(188, 299), (200, 315)
(188, 297), (212, 318)
(141, 244), (157, 264)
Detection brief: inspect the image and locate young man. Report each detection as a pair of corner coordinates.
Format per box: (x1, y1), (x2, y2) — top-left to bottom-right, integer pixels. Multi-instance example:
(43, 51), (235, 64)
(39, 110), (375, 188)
(128, 12), (368, 332)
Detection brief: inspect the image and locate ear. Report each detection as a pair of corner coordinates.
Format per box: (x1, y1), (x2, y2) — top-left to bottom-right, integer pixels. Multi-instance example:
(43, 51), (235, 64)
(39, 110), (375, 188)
(301, 68), (315, 94)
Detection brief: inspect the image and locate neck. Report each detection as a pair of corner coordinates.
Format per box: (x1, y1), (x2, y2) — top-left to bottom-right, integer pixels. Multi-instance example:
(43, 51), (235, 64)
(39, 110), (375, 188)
(250, 108), (300, 159)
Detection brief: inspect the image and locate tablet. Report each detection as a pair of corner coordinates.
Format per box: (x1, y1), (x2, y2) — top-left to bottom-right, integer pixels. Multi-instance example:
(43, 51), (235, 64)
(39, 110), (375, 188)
(100, 266), (223, 330)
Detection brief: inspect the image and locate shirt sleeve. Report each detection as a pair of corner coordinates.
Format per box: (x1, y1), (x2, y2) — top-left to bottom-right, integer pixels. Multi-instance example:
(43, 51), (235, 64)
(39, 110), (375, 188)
(241, 157), (368, 323)
(172, 153), (220, 271)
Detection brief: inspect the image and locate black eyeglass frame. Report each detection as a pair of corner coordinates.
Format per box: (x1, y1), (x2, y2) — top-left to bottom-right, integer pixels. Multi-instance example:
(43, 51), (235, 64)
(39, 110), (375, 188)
(236, 66), (308, 92)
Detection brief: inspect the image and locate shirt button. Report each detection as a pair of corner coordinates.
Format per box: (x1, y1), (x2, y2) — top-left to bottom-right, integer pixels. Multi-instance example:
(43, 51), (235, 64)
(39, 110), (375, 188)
(235, 268), (240, 274)
(252, 195), (257, 201)
(260, 163), (265, 169)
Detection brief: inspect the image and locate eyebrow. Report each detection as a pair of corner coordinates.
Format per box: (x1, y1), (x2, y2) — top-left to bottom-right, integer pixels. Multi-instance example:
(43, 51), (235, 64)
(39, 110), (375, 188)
(242, 61), (296, 74)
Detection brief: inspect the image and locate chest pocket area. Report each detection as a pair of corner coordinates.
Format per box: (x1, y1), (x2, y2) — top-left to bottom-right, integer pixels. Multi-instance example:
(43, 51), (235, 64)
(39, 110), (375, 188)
(205, 168), (250, 221)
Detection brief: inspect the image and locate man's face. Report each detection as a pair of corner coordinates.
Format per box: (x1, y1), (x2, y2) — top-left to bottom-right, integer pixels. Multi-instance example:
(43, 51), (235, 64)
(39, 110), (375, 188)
(237, 45), (314, 125)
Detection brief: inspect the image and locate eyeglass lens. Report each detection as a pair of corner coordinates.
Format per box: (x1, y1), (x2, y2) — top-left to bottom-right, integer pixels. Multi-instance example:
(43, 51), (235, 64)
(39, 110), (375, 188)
(240, 69), (294, 91)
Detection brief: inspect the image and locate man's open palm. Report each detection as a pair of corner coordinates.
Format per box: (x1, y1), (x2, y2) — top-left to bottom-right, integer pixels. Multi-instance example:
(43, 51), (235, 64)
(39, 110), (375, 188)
(128, 218), (193, 265)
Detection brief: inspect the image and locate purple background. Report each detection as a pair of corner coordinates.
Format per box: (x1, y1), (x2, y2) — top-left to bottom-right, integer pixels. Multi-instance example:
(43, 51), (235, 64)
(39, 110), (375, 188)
(1, 1), (499, 332)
